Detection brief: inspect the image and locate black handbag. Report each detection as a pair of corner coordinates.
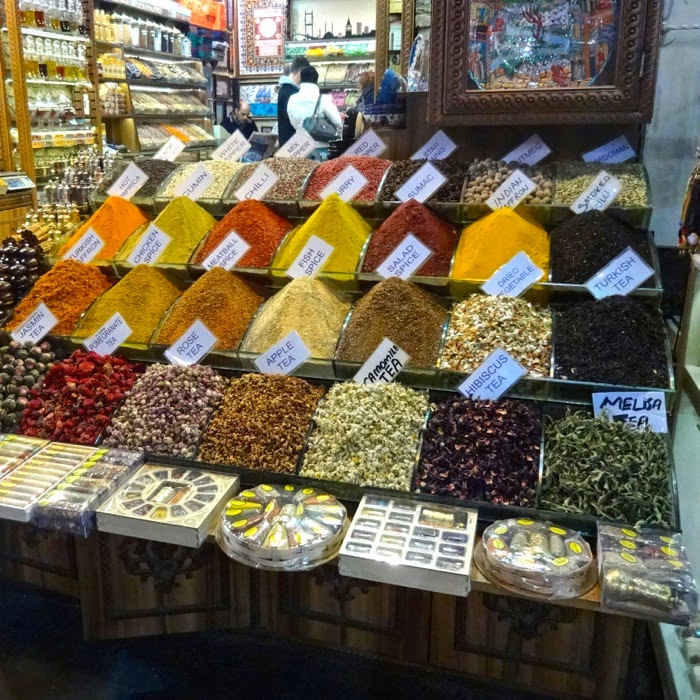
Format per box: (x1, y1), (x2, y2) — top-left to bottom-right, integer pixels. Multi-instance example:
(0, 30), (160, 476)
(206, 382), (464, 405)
(302, 95), (337, 143)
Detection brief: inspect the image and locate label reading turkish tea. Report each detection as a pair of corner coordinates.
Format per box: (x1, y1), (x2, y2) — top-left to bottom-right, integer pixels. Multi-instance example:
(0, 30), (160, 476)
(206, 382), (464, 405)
(286, 235), (334, 279)
(164, 319), (218, 366)
(376, 233), (433, 280)
(319, 165), (368, 202)
(62, 227), (105, 264)
(481, 251), (543, 297)
(127, 224), (172, 265)
(570, 170), (622, 213)
(107, 162), (149, 200)
(275, 128), (316, 159)
(353, 338), (410, 385)
(234, 163), (279, 201)
(344, 128), (387, 158)
(10, 302), (58, 344)
(411, 130), (457, 161)
(592, 391), (668, 433)
(173, 163), (215, 201)
(585, 246), (655, 299)
(153, 135), (186, 162)
(254, 330), (311, 375)
(211, 129), (251, 162)
(503, 134), (552, 166)
(83, 312), (132, 355)
(583, 136), (635, 164)
(486, 169), (537, 210)
(395, 162), (448, 204)
(201, 230), (251, 271)
(457, 348), (527, 401)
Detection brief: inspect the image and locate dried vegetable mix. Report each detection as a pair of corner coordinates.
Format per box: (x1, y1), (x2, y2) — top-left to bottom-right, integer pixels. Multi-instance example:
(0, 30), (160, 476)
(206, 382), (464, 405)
(98, 159), (180, 198)
(554, 162), (648, 207)
(463, 159), (554, 205)
(555, 296), (668, 387)
(416, 398), (541, 507)
(379, 159), (425, 201)
(299, 382), (428, 491)
(440, 295), (552, 376)
(303, 156), (390, 201)
(159, 160), (245, 199)
(541, 411), (672, 527)
(429, 155), (470, 203)
(230, 158), (317, 200)
(198, 374), (324, 474)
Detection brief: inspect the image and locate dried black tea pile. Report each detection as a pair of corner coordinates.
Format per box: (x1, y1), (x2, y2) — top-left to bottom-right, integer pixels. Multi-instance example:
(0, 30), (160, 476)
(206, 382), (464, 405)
(555, 296), (668, 388)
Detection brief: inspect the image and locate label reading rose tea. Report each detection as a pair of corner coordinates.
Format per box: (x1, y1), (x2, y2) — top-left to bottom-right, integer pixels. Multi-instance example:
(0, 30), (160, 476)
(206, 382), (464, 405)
(344, 128), (387, 158)
(486, 170), (537, 210)
(201, 230), (251, 271)
(83, 312), (132, 355)
(411, 130), (457, 161)
(286, 235), (334, 279)
(458, 348), (527, 401)
(107, 162), (149, 200)
(10, 302), (59, 344)
(353, 338), (410, 385)
(127, 224), (172, 265)
(274, 129), (316, 159)
(62, 227), (105, 264)
(481, 251), (543, 297)
(376, 233), (433, 280)
(585, 246), (655, 299)
(173, 163), (215, 201)
(164, 319), (218, 366)
(395, 162), (448, 204)
(503, 134), (552, 166)
(582, 136), (635, 164)
(254, 330), (311, 375)
(211, 129), (251, 162)
(154, 135), (186, 162)
(234, 163), (279, 201)
(318, 165), (368, 202)
(592, 391), (668, 433)
(570, 170), (622, 213)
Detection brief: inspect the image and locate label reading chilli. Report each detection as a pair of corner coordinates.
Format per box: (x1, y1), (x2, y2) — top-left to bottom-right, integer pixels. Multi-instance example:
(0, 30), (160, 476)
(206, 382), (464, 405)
(458, 348), (527, 401)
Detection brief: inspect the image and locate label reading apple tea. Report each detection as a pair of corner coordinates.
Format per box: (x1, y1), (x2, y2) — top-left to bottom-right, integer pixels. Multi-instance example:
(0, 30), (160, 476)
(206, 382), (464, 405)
(254, 330), (311, 375)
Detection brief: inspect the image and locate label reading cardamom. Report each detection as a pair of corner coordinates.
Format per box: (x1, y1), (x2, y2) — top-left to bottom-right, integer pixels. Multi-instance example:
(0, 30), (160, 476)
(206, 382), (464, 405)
(582, 136), (635, 164)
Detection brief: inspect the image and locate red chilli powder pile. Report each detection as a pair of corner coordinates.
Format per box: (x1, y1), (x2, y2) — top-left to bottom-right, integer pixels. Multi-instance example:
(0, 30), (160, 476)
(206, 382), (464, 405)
(303, 156), (391, 201)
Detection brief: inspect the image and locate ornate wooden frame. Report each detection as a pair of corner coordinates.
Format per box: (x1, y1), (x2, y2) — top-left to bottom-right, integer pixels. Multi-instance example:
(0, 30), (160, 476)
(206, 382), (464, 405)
(400, 0), (416, 77)
(427, 0), (663, 126)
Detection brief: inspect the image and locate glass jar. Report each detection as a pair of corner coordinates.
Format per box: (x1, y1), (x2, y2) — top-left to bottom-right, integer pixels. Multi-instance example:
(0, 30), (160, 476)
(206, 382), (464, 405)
(146, 21), (155, 51)
(153, 23), (162, 52)
(129, 17), (140, 47)
(138, 18), (148, 49)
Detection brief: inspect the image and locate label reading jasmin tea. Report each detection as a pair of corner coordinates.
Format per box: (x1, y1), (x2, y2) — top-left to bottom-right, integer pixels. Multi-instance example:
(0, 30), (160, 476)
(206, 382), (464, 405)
(570, 170), (622, 213)
(153, 135), (186, 162)
(127, 224), (172, 265)
(458, 348), (527, 401)
(83, 312), (132, 355)
(254, 330), (311, 375)
(376, 233), (433, 280)
(62, 227), (105, 264)
(503, 134), (552, 166)
(353, 338), (410, 385)
(583, 136), (635, 164)
(411, 130), (457, 161)
(585, 246), (654, 299)
(234, 163), (279, 201)
(286, 235), (334, 279)
(173, 163), (215, 201)
(592, 391), (668, 433)
(344, 128), (387, 158)
(107, 162), (149, 200)
(486, 169), (537, 210)
(211, 129), (251, 162)
(319, 165), (368, 202)
(395, 162), (448, 204)
(275, 128), (316, 159)
(481, 251), (543, 297)
(10, 302), (58, 343)
(164, 319), (218, 366)
(201, 230), (251, 271)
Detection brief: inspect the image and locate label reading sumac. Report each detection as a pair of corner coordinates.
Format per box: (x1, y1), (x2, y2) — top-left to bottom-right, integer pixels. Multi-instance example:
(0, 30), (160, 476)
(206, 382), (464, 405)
(411, 130), (457, 161)
(234, 163), (279, 201)
(127, 224), (172, 265)
(10, 302), (59, 343)
(457, 348), (527, 401)
(592, 391), (668, 433)
(211, 129), (251, 162)
(585, 246), (655, 299)
(286, 235), (334, 279)
(274, 129), (316, 159)
(201, 230), (251, 271)
(486, 170), (537, 210)
(570, 170), (622, 213)
(395, 162), (447, 204)
(375, 233), (432, 280)
(254, 330), (311, 375)
(164, 319), (218, 366)
(62, 227), (105, 264)
(344, 129), (387, 158)
(106, 162), (149, 200)
(481, 251), (543, 298)
(318, 165), (368, 202)
(173, 163), (215, 201)
(83, 312), (132, 355)
(353, 338), (410, 385)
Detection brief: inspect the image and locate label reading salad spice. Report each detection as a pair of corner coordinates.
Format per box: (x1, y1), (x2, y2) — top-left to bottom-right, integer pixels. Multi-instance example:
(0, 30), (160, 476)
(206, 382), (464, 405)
(411, 130), (457, 161)
(254, 330), (311, 375)
(107, 162), (149, 200)
(457, 348), (527, 401)
(164, 319), (218, 366)
(570, 170), (622, 213)
(211, 129), (251, 162)
(319, 165), (368, 202)
(582, 135), (635, 164)
(286, 235), (334, 279)
(275, 128), (316, 159)
(481, 251), (543, 297)
(10, 302), (58, 343)
(376, 233), (432, 280)
(234, 163), (279, 201)
(592, 391), (668, 433)
(83, 312), (132, 355)
(395, 162), (448, 204)
(486, 169), (537, 210)
(201, 230), (251, 271)
(503, 134), (552, 166)
(127, 224), (172, 265)
(173, 163), (215, 201)
(62, 227), (105, 264)
(353, 338), (410, 385)
(584, 246), (654, 299)
(154, 135), (186, 162)
(344, 128), (387, 158)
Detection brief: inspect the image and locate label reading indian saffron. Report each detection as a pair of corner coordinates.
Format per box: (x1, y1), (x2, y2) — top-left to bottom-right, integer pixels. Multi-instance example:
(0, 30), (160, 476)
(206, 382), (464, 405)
(395, 162), (448, 204)
(211, 129), (251, 162)
(83, 312), (132, 355)
(584, 246), (654, 299)
(127, 224), (172, 265)
(10, 302), (59, 344)
(344, 128), (387, 158)
(486, 169), (537, 210)
(286, 235), (334, 279)
(62, 227), (105, 264)
(164, 319), (218, 366)
(319, 165), (368, 202)
(411, 130), (457, 161)
(457, 348), (527, 401)
(275, 128), (316, 159)
(153, 135), (186, 162)
(375, 233), (433, 280)
(592, 391), (668, 433)
(173, 163), (215, 201)
(234, 163), (279, 201)
(570, 170), (622, 213)
(481, 251), (543, 298)
(254, 330), (311, 375)
(582, 136), (635, 164)
(107, 162), (149, 200)
(353, 338), (410, 385)
(201, 229), (251, 271)
(503, 134), (552, 166)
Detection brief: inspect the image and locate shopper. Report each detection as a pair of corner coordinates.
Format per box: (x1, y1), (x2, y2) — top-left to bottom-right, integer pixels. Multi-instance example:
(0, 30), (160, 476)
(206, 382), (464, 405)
(277, 57), (311, 146)
(221, 101), (258, 139)
(357, 70), (375, 111)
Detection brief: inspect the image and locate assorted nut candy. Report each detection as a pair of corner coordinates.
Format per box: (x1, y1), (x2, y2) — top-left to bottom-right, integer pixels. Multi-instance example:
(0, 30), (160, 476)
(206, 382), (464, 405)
(0, 434), (48, 480)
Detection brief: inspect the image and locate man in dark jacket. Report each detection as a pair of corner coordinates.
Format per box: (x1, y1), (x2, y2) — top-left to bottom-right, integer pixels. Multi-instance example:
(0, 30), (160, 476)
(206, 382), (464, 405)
(221, 101), (258, 139)
(277, 56), (311, 146)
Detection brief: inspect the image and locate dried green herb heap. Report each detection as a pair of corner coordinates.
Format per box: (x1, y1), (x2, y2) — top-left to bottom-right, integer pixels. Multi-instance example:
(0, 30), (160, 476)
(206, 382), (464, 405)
(541, 411), (671, 527)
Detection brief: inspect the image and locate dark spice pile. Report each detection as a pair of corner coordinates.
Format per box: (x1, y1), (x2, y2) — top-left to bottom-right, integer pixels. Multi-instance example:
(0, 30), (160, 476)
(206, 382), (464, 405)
(555, 296), (669, 388)
(550, 211), (653, 284)
(379, 159), (425, 201)
(429, 155), (469, 203)
(98, 159), (180, 198)
(416, 398), (541, 507)
(0, 232), (46, 317)
(361, 200), (458, 277)
(304, 156), (391, 201)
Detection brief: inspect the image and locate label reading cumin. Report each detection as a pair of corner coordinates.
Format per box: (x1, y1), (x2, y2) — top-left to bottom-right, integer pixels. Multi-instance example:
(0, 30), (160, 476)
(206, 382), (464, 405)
(173, 163), (215, 201)
(457, 348), (526, 401)
(353, 338), (410, 385)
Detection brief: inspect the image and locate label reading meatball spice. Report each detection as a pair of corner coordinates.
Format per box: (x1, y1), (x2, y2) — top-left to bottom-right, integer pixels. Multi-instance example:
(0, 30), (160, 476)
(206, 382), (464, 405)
(503, 134), (552, 166)
(107, 162), (149, 200)
(234, 163), (279, 201)
(275, 128), (316, 159)
(319, 165), (369, 202)
(153, 135), (186, 162)
(582, 136), (635, 164)
(201, 230), (251, 271)
(127, 224), (172, 265)
(62, 227), (105, 264)
(481, 251), (544, 298)
(411, 130), (457, 161)
(376, 233), (433, 280)
(254, 330), (311, 375)
(592, 391), (668, 433)
(395, 162), (448, 204)
(211, 129), (251, 162)
(486, 169), (537, 210)
(10, 302), (58, 344)
(353, 338), (410, 385)
(570, 170), (622, 213)
(584, 246), (655, 299)
(173, 163), (215, 201)
(83, 312), (132, 355)
(457, 348), (527, 401)
(164, 319), (218, 366)
(286, 235), (334, 279)
(344, 128), (387, 158)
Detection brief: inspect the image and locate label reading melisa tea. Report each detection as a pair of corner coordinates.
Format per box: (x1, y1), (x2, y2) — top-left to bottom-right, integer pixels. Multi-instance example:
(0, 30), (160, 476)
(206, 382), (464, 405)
(83, 312), (132, 355)
(10, 302), (58, 344)
(395, 162), (448, 204)
(592, 391), (668, 433)
(570, 170), (622, 213)
(458, 348), (527, 401)
(286, 235), (334, 279)
(353, 338), (410, 385)
(164, 319), (218, 366)
(376, 233), (433, 280)
(173, 163), (215, 201)
(107, 162), (149, 200)
(62, 227), (105, 264)
(234, 163), (279, 201)
(582, 136), (635, 164)
(481, 251), (543, 297)
(275, 128), (316, 159)
(411, 130), (457, 161)
(344, 128), (387, 158)
(127, 224), (172, 265)
(254, 330), (311, 374)
(211, 129), (251, 162)
(153, 135), (186, 162)
(503, 134), (552, 166)
(486, 169), (537, 210)
(201, 230), (251, 271)
(584, 246), (654, 299)
(319, 165), (369, 202)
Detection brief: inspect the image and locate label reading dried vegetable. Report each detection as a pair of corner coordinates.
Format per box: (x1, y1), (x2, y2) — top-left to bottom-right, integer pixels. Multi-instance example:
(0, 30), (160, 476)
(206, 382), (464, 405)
(481, 251), (543, 298)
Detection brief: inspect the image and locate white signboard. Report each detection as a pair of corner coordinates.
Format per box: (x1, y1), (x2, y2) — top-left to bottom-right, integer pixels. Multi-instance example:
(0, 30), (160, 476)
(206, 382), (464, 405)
(570, 170), (622, 213)
(395, 162), (447, 204)
(234, 163), (279, 201)
(154, 136), (186, 162)
(457, 348), (527, 401)
(411, 130), (457, 161)
(592, 391), (668, 433)
(106, 162), (149, 200)
(583, 136), (635, 164)
(503, 134), (551, 166)
(353, 338), (410, 385)
(254, 330), (311, 374)
(286, 235), (334, 279)
(164, 319), (218, 366)
(486, 170), (537, 210)
(375, 234), (432, 280)
(318, 165), (368, 202)
(201, 230), (251, 271)
(211, 129), (251, 162)
(83, 312), (132, 355)
(10, 302), (58, 344)
(62, 228), (105, 264)
(481, 251), (543, 297)
(127, 224), (172, 266)
(584, 246), (655, 299)
(173, 163), (215, 201)
(275, 129), (316, 159)
(345, 128), (387, 158)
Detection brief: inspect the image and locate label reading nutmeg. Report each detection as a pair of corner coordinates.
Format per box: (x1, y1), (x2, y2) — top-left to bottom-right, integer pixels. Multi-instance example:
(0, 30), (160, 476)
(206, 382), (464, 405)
(353, 338), (410, 385)
(503, 134), (552, 166)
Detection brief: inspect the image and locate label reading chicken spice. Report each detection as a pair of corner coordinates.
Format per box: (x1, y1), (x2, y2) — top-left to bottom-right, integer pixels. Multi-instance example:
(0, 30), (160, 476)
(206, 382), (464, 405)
(127, 224), (172, 265)
(153, 135), (186, 162)
(353, 338), (410, 385)
(411, 130), (457, 161)
(286, 235), (335, 279)
(344, 128), (387, 158)
(582, 136), (635, 164)
(395, 162), (448, 204)
(83, 312), (132, 355)
(10, 302), (58, 344)
(570, 170), (622, 214)
(592, 391), (668, 433)
(274, 128), (316, 159)
(211, 129), (251, 162)
(234, 163), (279, 201)
(481, 251), (544, 298)
(173, 163), (215, 201)
(486, 169), (537, 210)
(201, 230), (251, 271)
(62, 227), (105, 264)
(164, 319), (218, 366)
(457, 348), (527, 401)
(503, 134), (552, 166)
(107, 162), (149, 200)
(254, 330), (311, 375)
(584, 246), (655, 300)
(376, 233), (433, 280)
(319, 165), (369, 202)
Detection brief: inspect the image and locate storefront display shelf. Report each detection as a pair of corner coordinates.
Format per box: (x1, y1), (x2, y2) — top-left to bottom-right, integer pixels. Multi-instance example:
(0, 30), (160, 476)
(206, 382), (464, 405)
(128, 78), (207, 89)
(122, 45), (201, 62)
(97, 0), (191, 25)
(2, 26), (91, 43)
(133, 112), (212, 120)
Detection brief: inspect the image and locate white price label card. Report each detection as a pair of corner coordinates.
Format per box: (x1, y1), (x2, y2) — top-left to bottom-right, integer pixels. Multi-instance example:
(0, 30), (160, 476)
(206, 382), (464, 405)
(83, 312), (132, 355)
(201, 230), (251, 271)
(481, 251), (543, 297)
(570, 170), (622, 213)
(457, 348), (527, 401)
(211, 129), (251, 162)
(592, 391), (668, 433)
(319, 165), (368, 202)
(107, 162), (149, 200)
(127, 224), (172, 265)
(486, 169), (537, 210)
(503, 134), (551, 166)
(62, 227), (105, 264)
(254, 330), (311, 375)
(395, 162), (447, 203)
(583, 136), (635, 164)
(234, 163), (279, 201)
(584, 246), (655, 299)
(153, 135), (186, 162)
(173, 163), (215, 201)
(375, 233), (432, 280)
(353, 338), (410, 385)
(164, 319), (218, 366)
(275, 128), (316, 159)
(344, 128), (387, 158)
(411, 130), (457, 161)
(10, 302), (58, 344)
(286, 235), (334, 279)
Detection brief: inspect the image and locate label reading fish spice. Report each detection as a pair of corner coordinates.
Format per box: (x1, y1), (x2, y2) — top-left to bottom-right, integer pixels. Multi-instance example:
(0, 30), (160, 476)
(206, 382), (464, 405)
(486, 169), (537, 210)
(585, 246), (654, 299)
(353, 338), (410, 385)
(173, 163), (215, 201)
(286, 235), (334, 279)
(234, 163), (279, 201)
(62, 227), (105, 264)
(164, 319), (218, 366)
(376, 233), (433, 280)
(481, 251), (543, 297)
(395, 162), (448, 204)
(583, 136), (635, 164)
(411, 130), (457, 161)
(254, 330), (311, 375)
(201, 230), (251, 271)
(275, 128), (316, 159)
(592, 391), (668, 433)
(457, 348), (527, 401)
(127, 224), (172, 265)
(83, 312), (132, 355)
(153, 135), (186, 162)
(503, 134), (552, 166)
(344, 128), (387, 158)
(10, 302), (58, 343)
(570, 170), (622, 213)
(319, 165), (369, 202)
(211, 129), (251, 162)
(107, 162), (149, 200)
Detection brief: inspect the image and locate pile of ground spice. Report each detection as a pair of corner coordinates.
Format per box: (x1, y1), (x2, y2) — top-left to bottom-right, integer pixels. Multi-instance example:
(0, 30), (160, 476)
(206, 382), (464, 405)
(335, 278), (446, 367)
(241, 278), (351, 358)
(153, 268), (263, 350)
(98, 159), (180, 198)
(75, 265), (181, 344)
(361, 199), (458, 277)
(230, 158), (318, 200)
(303, 156), (391, 201)
(4, 261), (113, 336)
(57, 197), (149, 261)
(193, 200), (292, 268)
